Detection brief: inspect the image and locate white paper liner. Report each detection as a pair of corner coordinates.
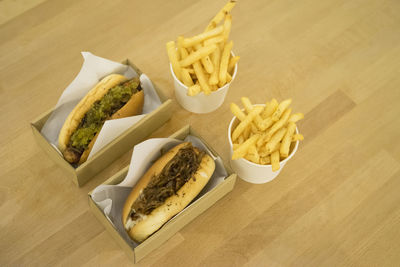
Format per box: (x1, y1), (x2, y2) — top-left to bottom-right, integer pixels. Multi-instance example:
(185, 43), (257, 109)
(40, 52), (162, 161)
(90, 135), (228, 247)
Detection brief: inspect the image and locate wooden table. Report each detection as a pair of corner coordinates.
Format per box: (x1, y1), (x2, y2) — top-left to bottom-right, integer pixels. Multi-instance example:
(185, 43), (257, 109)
(1, 0), (400, 266)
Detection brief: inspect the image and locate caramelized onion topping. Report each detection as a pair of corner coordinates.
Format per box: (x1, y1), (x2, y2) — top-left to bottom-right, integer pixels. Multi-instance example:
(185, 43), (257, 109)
(131, 143), (205, 217)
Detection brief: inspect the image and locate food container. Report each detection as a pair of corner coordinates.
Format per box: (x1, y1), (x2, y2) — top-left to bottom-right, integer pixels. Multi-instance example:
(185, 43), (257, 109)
(171, 52), (238, 114)
(31, 59), (173, 187)
(228, 111), (299, 184)
(88, 125), (237, 263)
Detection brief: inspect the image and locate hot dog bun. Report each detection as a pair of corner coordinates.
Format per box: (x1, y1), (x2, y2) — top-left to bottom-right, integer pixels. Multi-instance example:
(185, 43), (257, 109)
(122, 142), (215, 242)
(58, 74), (144, 164)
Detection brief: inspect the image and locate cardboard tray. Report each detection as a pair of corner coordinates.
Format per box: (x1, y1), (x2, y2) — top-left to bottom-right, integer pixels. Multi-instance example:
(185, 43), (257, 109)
(31, 59), (173, 187)
(88, 125), (237, 263)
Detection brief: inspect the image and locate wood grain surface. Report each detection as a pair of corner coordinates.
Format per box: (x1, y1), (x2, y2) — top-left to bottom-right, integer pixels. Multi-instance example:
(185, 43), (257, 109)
(1, 0), (400, 266)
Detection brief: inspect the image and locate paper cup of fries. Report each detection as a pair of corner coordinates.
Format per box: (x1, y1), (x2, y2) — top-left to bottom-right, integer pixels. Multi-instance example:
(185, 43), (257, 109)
(228, 115), (299, 183)
(227, 98), (304, 184)
(170, 53), (237, 114)
(166, 0), (240, 113)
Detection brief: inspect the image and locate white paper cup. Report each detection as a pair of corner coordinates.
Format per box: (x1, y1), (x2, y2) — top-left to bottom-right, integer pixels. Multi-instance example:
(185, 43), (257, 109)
(170, 53), (238, 114)
(228, 110), (299, 184)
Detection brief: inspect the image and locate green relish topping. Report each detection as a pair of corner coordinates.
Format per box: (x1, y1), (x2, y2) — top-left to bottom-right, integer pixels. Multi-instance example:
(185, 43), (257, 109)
(69, 77), (140, 152)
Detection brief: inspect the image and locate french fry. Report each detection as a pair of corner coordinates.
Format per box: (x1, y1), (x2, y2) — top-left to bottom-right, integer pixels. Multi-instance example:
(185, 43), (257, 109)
(194, 43), (214, 74)
(226, 72), (232, 83)
(219, 40), (233, 86)
(187, 68), (195, 74)
(265, 108), (292, 141)
(271, 98), (292, 121)
(292, 134), (304, 142)
(219, 42), (225, 53)
(288, 113), (304, 123)
(179, 44), (217, 67)
(259, 149), (269, 157)
(211, 84), (219, 91)
(258, 99), (280, 130)
(192, 61), (212, 95)
(249, 145), (259, 156)
(166, 41), (182, 81)
(245, 155), (259, 164)
(257, 139), (267, 151)
(230, 102), (258, 131)
(243, 125), (251, 140)
(181, 68), (194, 87)
(256, 132), (269, 148)
(232, 134), (260, 160)
(280, 122), (296, 157)
(177, 36), (189, 60)
(259, 140), (281, 157)
(255, 119), (275, 147)
(177, 36), (183, 56)
(183, 26), (224, 47)
(245, 145), (260, 164)
(265, 127), (287, 153)
(272, 140), (281, 153)
(262, 118), (274, 130)
(187, 84), (201, 96)
(257, 136), (267, 151)
(204, 35), (224, 46)
(260, 155), (271, 165)
(222, 14), (232, 42)
(228, 55), (240, 74)
(241, 97), (266, 131)
(233, 144), (240, 150)
(209, 45), (221, 85)
(250, 122), (258, 134)
(271, 150), (280, 171)
(260, 156), (271, 165)
(261, 98), (278, 118)
(238, 135), (244, 144)
(230, 103), (246, 121)
(204, 1), (236, 32)
(181, 47), (190, 59)
(231, 106), (263, 141)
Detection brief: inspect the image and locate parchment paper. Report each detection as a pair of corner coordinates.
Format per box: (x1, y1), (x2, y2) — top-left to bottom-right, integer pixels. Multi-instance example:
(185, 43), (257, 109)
(90, 135), (228, 248)
(40, 52), (161, 161)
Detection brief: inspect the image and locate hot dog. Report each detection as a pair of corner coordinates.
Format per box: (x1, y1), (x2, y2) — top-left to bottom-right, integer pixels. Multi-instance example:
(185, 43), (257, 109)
(58, 74), (144, 165)
(122, 142), (215, 242)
